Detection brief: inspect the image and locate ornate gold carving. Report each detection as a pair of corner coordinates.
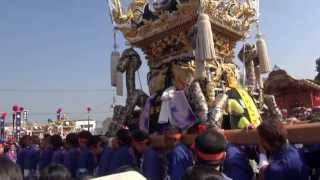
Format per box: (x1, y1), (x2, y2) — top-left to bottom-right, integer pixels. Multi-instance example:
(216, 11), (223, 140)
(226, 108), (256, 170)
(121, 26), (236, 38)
(202, 0), (257, 32)
(110, 0), (256, 41)
(111, 0), (146, 25)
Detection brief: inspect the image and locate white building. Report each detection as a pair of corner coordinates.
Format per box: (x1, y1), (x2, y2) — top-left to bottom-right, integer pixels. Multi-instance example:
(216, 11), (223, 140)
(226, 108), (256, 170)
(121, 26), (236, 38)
(75, 119), (96, 134)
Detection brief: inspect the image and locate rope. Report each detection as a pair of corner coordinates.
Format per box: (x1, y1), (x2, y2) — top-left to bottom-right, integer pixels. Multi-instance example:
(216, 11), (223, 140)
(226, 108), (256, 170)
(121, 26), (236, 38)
(111, 90), (116, 109)
(137, 70), (143, 90)
(0, 89), (114, 93)
(242, 41), (246, 86)
(113, 28), (118, 50)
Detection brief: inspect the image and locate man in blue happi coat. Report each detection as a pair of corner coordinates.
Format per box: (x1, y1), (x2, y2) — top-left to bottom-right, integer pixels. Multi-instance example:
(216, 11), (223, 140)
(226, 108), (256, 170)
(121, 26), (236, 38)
(108, 128), (136, 174)
(223, 144), (257, 180)
(257, 119), (308, 180)
(165, 127), (193, 180)
(50, 134), (64, 165)
(131, 130), (163, 180)
(76, 131), (95, 178)
(301, 144), (320, 180)
(95, 143), (114, 177)
(183, 128), (232, 180)
(63, 133), (80, 178)
(17, 135), (40, 180)
(38, 135), (54, 170)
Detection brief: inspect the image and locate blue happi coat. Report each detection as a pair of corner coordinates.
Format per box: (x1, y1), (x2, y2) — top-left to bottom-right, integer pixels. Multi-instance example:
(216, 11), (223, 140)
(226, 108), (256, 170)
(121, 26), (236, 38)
(76, 148), (95, 177)
(17, 146), (40, 178)
(38, 147), (54, 170)
(301, 144), (320, 180)
(108, 145), (135, 174)
(63, 148), (80, 177)
(141, 148), (163, 180)
(223, 144), (257, 180)
(52, 148), (64, 165)
(96, 147), (114, 176)
(262, 145), (308, 180)
(167, 142), (193, 180)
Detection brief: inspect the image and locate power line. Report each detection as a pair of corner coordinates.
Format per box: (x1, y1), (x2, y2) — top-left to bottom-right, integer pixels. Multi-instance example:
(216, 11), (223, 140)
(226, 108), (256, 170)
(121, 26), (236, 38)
(0, 88), (115, 93)
(31, 112), (110, 115)
(5, 111), (111, 117)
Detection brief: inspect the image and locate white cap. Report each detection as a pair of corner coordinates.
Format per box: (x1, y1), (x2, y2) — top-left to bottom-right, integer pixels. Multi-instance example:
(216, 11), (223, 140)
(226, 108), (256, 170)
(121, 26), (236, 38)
(90, 171), (147, 180)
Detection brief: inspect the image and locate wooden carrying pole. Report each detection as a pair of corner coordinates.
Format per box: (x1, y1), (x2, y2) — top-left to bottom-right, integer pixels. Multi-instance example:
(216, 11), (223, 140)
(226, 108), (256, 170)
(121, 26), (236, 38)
(151, 123), (320, 148)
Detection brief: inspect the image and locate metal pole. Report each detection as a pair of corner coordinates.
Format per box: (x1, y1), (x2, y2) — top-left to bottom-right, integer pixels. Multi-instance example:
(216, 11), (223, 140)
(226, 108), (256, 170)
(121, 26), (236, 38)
(12, 113), (15, 138)
(0, 117), (4, 142)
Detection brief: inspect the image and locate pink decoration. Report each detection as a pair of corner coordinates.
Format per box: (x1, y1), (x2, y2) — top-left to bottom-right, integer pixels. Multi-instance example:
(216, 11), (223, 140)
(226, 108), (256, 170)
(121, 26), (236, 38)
(19, 107), (24, 112)
(56, 108), (63, 113)
(0, 112), (7, 119)
(12, 105), (19, 112)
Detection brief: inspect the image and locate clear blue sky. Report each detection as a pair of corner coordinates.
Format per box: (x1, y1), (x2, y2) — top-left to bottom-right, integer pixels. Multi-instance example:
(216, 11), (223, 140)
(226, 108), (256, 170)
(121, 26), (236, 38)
(0, 0), (319, 123)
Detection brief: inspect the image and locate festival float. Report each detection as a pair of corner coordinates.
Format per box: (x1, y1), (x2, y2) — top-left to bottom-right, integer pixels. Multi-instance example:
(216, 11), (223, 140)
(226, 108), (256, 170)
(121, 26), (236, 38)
(22, 114), (77, 138)
(105, 0), (320, 145)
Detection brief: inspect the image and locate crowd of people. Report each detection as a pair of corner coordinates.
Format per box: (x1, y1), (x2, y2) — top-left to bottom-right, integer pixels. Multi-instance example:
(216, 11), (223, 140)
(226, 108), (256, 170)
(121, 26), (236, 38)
(0, 119), (319, 180)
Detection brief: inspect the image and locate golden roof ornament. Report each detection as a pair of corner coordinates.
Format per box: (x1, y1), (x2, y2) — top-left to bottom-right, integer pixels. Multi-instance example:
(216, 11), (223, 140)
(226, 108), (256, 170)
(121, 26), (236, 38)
(108, 0), (257, 64)
(254, 0), (271, 74)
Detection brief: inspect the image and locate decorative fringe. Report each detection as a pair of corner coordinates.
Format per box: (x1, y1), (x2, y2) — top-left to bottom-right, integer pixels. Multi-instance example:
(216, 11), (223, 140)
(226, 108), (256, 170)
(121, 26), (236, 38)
(116, 71), (123, 96)
(195, 13), (216, 79)
(111, 51), (120, 87)
(256, 33), (271, 74)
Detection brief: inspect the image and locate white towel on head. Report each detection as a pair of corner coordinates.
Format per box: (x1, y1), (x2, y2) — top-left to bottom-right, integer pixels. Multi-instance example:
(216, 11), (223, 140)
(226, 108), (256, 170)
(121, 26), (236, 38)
(90, 171), (146, 180)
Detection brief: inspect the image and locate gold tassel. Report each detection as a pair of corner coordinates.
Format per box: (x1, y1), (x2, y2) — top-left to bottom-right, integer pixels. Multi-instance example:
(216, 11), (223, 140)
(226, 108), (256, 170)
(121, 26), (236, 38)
(256, 33), (271, 74)
(111, 51), (120, 87)
(195, 13), (216, 79)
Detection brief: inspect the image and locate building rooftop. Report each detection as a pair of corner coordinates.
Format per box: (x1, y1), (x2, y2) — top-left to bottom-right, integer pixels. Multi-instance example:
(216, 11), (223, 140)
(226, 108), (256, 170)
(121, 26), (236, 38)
(264, 69), (320, 95)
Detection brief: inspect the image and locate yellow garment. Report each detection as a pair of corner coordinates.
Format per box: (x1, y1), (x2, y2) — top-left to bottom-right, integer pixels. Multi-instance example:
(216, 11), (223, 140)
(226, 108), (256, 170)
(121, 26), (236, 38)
(235, 87), (261, 127)
(228, 99), (244, 115)
(238, 116), (251, 129)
